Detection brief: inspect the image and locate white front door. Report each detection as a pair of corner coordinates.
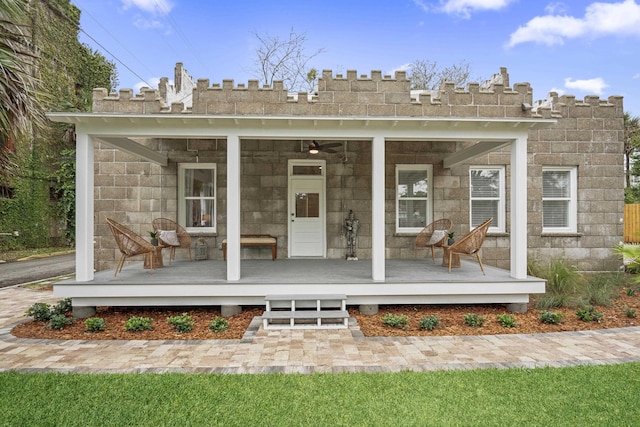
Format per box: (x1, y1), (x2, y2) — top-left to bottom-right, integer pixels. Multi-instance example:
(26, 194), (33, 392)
(288, 161), (326, 257)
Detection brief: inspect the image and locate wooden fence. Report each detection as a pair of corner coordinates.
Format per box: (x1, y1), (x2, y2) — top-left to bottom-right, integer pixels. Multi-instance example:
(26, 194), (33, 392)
(625, 204), (640, 243)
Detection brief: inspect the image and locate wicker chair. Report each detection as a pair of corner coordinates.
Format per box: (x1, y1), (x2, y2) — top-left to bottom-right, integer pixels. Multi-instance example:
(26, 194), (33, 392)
(106, 218), (157, 277)
(414, 218), (453, 263)
(152, 218), (192, 264)
(446, 218), (493, 275)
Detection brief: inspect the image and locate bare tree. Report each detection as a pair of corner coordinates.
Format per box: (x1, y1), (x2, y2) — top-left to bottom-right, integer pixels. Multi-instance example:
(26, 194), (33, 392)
(409, 60), (476, 90)
(251, 28), (325, 93)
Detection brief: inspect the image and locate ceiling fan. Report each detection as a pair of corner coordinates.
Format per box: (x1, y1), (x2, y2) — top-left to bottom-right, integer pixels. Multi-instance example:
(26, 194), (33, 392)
(308, 140), (342, 154)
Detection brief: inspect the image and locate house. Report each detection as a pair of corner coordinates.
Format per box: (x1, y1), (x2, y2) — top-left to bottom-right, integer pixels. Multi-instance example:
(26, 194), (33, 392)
(47, 64), (624, 319)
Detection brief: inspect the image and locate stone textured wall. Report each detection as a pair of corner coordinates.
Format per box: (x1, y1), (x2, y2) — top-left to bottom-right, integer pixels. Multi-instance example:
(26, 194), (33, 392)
(91, 67), (625, 272)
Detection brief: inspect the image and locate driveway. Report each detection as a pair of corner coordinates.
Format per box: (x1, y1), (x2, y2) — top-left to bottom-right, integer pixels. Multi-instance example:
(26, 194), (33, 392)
(0, 253), (74, 288)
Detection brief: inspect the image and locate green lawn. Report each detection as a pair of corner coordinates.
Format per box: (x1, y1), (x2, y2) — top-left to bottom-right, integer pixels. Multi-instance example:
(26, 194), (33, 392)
(2, 364), (639, 426)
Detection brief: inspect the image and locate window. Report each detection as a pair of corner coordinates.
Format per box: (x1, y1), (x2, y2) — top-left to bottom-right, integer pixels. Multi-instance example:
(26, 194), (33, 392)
(469, 167), (505, 232)
(542, 167), (577, 233)
(396, 165), (433, 233)
(178, 163), (216, 233)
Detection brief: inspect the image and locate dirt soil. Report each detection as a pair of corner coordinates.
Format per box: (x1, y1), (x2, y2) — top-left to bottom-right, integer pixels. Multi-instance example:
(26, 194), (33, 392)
(11, 288), (640, 340)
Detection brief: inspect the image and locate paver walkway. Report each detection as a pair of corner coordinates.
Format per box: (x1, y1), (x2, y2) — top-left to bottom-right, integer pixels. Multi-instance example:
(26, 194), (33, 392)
(2, 286), (640, 374)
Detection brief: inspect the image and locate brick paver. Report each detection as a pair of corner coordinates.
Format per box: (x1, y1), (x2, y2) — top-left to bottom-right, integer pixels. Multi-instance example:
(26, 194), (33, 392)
(2, 286), (640, 374)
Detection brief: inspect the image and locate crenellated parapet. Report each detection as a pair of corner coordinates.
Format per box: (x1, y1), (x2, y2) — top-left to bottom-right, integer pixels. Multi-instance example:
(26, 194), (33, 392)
(91, 64), (621, 121)
(534, 92), (624, 120)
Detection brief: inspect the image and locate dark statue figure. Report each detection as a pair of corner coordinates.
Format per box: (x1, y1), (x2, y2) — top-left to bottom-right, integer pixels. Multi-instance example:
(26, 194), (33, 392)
(343, 210), (359, 260)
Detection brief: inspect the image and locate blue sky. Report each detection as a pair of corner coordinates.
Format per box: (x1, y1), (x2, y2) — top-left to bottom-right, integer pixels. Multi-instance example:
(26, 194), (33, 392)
(73, 0), (640, 115)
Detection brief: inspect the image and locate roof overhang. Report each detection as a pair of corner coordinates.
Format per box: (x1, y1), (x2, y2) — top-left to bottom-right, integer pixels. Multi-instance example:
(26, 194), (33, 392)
(47, 112), (556, 166)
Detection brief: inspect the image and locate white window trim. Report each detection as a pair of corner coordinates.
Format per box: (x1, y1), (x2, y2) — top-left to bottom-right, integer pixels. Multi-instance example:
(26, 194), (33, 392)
(542, 166), (577, 233)
(469, 166), (505, 233)
(395, 164), (433, 233)
(178, 163), (217, 233)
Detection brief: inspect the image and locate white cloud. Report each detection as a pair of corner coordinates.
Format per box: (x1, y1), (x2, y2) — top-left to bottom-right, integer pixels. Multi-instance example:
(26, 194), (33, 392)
(550, 86), (566, 96)
(134, 77), (162, 92)
(634, 73), (640, 79)
(545, 2), (569, 15)
(414, 0), (514, 18)
(121, 0), (174, 15)
(507, 0), (640, 47)
(564, 77), (608, 95)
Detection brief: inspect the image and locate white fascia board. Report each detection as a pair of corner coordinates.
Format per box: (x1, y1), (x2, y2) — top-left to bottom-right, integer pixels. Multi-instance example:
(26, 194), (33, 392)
(47, 113), (556, 141)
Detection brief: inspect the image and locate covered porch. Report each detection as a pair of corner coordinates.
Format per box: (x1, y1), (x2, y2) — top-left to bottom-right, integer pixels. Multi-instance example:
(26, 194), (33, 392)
(54, 258), (546, 316)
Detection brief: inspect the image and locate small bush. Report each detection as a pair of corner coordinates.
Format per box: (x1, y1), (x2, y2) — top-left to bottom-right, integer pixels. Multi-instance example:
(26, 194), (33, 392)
(583, 273), (623, 306)
(167, 313), (195, 333)
(576, 305), (603, 322)
(539, 311), (564, 325)
(496, 314), (517, 328)
(209, 316), (229, 332)
(51, 298), (72, 315)
(49, 314), (73, 330)
(534, 260), (584, 309)
(418, 315), (441, 331)
(382, 313), (410, 330)
(626, 287), (636, 297)
(624, 306), (637, 318)
(25, 303), (53, 322)
(85, 317), (106, 332)
(463, 313), (485, 327)
(125, 316), (154, 332)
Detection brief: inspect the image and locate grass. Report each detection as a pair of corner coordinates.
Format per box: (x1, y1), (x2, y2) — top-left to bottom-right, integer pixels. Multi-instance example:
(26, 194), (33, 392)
(2, 364), (640, 426)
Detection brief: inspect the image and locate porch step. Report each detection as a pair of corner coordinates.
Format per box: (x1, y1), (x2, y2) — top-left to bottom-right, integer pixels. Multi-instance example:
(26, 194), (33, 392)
(263, 294), (348, 329)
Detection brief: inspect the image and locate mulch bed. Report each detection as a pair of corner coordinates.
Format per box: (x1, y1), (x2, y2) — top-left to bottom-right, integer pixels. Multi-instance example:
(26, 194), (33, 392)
(10, 288), (640, 340)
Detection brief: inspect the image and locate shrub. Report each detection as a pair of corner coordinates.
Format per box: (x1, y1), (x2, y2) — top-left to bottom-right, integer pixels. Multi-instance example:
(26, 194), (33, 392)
(583, 273), (624, 306)
(539, 311), (564, 325)
(626, 287), (637, 297)
(85, 317), (106, 332)
(49, 314), (73, 330)
(496, 314), (516, 328)
(25, 303), (53, 322)
(167, 313), (195, 333)
(52, 298), (72, 315)
(382, 313), (410, 330)
(576, 305), (603, 322)
(534, 260), (584, 309)
(463, 313), (485, 327)
(125, 316), (154, 332)
(625, 306), (637, 319)
(418, 315), (440, 331)
(209, 316), (229, 332)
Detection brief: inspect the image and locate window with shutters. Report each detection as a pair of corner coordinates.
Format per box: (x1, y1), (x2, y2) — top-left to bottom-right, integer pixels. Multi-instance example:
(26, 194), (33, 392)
(469, 167), (504, 232)
(542, 167), (577, 233)
(396, 165), (433, 233)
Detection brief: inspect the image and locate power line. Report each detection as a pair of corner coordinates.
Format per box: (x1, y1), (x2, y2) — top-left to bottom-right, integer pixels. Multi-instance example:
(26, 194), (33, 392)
(79, 27), (153, 89)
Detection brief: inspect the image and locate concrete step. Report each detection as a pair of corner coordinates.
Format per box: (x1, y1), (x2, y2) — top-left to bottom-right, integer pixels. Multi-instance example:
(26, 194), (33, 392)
(263, 294), (349, 329)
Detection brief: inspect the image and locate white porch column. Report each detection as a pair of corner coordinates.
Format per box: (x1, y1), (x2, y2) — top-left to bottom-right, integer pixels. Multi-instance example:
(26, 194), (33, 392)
(226, 134), (241, 281)
(75, 133), (94, 281)
(371, 136), (385, 281)
(510, 135), (528, 279)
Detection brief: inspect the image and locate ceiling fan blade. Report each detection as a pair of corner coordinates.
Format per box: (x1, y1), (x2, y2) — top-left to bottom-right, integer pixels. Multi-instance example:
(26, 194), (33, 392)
(321, 142), (343, 148)
(323, 148), (338, 153)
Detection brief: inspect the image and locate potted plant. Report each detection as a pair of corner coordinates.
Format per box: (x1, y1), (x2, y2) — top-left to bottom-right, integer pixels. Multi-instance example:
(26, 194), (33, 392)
(149, 231), (159, 246)
(447, 231), (455, 245)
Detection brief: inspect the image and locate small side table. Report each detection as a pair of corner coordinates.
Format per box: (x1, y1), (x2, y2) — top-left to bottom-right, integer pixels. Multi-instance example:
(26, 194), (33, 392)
(144, 246), (164, 269)
(441, 245), (460, 268)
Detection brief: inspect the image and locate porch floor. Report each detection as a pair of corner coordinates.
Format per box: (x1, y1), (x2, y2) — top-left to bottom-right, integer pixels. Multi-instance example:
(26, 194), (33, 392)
(55, 258), (546, 309)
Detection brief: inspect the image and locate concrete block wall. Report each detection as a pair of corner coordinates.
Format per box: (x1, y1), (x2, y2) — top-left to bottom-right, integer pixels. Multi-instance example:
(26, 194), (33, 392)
(90, 65), (625, 272)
